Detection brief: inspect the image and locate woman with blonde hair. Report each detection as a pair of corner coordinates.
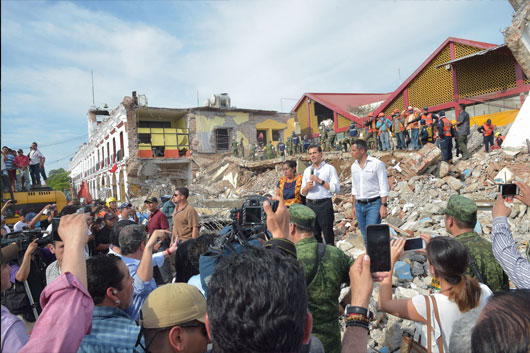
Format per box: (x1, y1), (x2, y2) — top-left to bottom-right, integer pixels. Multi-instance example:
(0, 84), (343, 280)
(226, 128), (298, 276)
(379, 236), (493, 353)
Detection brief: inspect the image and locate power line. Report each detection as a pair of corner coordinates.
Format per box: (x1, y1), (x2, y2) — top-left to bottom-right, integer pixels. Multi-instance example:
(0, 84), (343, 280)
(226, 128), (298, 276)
(8, 134), (88, 150)
(46, 152), (77, 166)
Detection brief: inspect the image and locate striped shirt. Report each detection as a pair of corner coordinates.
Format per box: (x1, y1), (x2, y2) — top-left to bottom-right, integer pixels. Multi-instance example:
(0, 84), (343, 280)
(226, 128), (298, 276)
(4, 154), (14, 170)
(491, 217), (530, 289)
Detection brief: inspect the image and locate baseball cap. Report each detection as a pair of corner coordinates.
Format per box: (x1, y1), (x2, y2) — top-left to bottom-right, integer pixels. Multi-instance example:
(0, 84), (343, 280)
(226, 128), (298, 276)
(140, 283), (206, 329)
(104, 213), (117, 221)
(442, 195), (477, 224)
(120, 202), (132, 210)
(144, 197), (158, 204)
(288, 204), (316, 230)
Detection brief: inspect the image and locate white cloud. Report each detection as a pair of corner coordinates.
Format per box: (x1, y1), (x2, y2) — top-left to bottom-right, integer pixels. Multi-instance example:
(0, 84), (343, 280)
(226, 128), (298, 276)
(1, 0), (513, 169)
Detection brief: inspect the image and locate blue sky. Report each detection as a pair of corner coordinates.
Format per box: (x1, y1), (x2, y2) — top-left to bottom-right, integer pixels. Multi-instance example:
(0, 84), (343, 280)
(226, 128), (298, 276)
(1, 0), (514, 170)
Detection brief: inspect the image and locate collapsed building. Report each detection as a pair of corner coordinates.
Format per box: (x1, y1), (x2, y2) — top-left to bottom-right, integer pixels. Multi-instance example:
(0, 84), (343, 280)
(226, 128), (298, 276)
(68, 92), (295, 201)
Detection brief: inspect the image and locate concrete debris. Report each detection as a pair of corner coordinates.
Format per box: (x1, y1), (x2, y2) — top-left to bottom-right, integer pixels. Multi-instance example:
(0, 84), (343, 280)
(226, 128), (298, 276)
(185, 141), (529, 352)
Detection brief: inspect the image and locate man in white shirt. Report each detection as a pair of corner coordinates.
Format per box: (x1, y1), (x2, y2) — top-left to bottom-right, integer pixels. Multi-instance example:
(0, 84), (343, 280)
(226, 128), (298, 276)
(28, 142), (46, 187)
(301, 145), (340, 245)
(13, 210), (29, 232)
(350, 139), (389, 245)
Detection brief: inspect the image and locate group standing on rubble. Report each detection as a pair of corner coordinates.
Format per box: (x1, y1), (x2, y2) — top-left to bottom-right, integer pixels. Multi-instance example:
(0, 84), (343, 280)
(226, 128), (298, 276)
(231, 103), (497, 165)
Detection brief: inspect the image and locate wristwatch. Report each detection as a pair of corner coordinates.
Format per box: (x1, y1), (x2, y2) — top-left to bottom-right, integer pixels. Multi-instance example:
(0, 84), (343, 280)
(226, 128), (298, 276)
(345, 305), (374, 320)
(382, 202), (388, 207)
(320, 179), (325, 185)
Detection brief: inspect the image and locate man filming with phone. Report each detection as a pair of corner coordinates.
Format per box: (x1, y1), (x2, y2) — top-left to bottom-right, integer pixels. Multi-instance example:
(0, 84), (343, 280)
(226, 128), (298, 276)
(350, 139), (389, 246)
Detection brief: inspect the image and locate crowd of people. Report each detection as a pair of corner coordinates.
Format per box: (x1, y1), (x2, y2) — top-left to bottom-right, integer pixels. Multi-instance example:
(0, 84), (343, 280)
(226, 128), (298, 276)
(1, 140), (529, 353)
(232, 104), (505, 166)
(2, 143), (48, 194)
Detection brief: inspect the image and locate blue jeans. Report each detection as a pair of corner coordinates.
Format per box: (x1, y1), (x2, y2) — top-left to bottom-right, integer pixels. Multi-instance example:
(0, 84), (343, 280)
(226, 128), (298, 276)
(30, 164), (41, 185)
(356, 198), (382, 245)
(16, 168), (31, 191)
(396, 132), (406, 149)
(410, 129), (419, 150)
(380, 132), (390, 151)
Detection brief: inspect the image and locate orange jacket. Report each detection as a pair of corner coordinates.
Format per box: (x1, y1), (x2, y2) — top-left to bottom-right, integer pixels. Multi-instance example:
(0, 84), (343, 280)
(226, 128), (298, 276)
(440, 117), (452, 137)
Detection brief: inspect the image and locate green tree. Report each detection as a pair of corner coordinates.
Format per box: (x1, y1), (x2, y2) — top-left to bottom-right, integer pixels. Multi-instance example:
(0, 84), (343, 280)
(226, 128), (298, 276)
(47, 168), (71, 191)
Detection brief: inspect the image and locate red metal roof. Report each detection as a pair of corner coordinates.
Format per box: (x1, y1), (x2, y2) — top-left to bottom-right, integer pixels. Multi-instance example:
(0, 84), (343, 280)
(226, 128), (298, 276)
(292, 92), (391, 121)
(374, 37), (497, 116)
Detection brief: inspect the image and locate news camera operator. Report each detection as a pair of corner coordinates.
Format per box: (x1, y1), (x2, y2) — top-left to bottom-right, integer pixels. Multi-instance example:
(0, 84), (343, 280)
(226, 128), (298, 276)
(1, 234), (47, 334)
(198, 195), (386, 353)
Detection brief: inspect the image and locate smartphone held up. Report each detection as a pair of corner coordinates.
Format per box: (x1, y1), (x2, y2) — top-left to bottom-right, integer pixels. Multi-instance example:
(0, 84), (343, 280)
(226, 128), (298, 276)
(366, 224), (391, 273)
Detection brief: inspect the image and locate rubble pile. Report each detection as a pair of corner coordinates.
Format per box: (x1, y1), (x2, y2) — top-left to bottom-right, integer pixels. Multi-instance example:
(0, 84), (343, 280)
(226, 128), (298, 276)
(189, 138), (529, 353)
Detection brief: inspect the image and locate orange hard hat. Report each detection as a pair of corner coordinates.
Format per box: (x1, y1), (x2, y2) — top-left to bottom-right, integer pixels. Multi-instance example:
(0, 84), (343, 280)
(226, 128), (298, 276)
(368, 112), (374, 117)
(378, 112), (385, 117)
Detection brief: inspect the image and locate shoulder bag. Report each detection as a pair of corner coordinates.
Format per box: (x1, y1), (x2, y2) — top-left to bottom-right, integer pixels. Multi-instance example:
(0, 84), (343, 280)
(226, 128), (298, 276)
(400, 295), (444, 353)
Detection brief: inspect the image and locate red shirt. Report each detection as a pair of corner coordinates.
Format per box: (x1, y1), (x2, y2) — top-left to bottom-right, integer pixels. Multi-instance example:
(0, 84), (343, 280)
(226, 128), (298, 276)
(14, 155), (30, 168)
(147, 209), (169, 235)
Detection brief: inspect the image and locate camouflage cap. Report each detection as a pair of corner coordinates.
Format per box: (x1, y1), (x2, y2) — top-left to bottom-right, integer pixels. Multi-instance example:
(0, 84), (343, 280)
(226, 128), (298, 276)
(288, 204), (316, 230)
(443, 195), (477, 223)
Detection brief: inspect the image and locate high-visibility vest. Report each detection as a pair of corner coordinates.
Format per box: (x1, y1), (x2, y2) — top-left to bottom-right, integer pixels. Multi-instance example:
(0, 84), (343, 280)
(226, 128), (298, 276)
(441, 117), (452, 137)
(482, 123), (494, 136)
(496, 136), (504, 146)
(407, 113), (419, 129)
(369, 119), (377, 133)
(421, 113), (433, 127)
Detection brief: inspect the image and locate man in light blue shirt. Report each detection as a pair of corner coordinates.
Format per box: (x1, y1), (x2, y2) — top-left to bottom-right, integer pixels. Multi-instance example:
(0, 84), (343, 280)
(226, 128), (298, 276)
(118, 225), (175, 320)
(301, 145), (340, 245)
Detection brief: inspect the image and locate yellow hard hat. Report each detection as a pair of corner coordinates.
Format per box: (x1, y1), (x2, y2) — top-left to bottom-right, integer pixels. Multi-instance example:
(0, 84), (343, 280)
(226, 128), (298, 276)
(495, 132), (501, 137)
(106, 197), (117, 207)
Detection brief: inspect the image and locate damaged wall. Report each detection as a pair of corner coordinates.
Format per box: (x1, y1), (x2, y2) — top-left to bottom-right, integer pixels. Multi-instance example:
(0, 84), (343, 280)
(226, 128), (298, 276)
(505, 1), (530, 78)
(188, 108), (294, 153)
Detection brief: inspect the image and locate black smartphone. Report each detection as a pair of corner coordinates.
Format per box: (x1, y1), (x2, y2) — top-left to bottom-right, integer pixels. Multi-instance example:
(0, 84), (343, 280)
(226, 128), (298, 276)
(404, 237), (426, 252)
(499, 184), (518, 197)
(366, 224), (391, 272)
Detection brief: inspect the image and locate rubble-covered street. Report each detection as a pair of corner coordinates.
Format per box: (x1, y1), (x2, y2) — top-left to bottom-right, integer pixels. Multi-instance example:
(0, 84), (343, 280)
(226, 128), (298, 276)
(187, 125), (529, 353)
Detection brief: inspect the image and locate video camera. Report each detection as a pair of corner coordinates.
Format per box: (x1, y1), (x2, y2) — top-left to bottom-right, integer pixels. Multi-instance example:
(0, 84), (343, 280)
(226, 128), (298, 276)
(1, 228), (52, 261)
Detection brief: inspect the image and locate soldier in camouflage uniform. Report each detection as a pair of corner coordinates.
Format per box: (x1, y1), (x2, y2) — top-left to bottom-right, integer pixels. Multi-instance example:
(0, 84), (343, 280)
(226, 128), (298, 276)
(442, 195), (509, 292)
(288, 204), (353, 353)
(249, 144), (256, 161)
(266, 141), (275, 159)
(319, 126), (327, 150)
(286, 137), (292, 156)
(231, 137), (238, 157)
(326, 128), (336, 152)
(238, 138), (245, 158)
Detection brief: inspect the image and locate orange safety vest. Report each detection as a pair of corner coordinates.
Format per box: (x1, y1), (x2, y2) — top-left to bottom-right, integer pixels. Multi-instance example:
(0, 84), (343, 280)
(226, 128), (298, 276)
(407, 113), (419, 129)
(482, 123), (494, 136)
(278, 174), (303, 206)
(421, 113), (433, 127)
(368, 119), (377, 133)
(496, 136), (505, 146)
(441, 117), (452, 137)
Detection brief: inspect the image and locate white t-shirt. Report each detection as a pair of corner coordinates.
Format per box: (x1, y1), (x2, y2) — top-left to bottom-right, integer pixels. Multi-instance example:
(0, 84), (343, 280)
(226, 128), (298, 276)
(28, 149), (44, 165)
(13, 221), (28, 232)
(411, 283), (493, 353)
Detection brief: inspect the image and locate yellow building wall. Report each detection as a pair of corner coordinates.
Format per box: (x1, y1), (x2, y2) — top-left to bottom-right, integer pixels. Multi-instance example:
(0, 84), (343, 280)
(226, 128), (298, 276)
(456, 53), (517, 98)
(383, 94), (405, 116)
(337, 113), (351, 129)
(195, 115), (226, 133)
(297, 100), (309, 134)
(231, 112), (250, 125)
(408, 46), (454, 108)
(256, 118), (288, 146)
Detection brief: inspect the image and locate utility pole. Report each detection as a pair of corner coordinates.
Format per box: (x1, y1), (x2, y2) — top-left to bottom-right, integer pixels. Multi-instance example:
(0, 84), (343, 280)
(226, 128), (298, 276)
(91, 70), (95, 105)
